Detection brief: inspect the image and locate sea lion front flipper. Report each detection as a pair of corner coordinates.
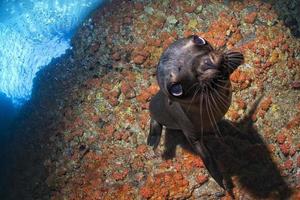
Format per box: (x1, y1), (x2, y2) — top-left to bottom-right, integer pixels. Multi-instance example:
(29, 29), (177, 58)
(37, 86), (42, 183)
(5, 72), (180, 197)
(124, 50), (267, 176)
(147, 118), (162, 150)
(188, 136), (226, 189)
(171, 104), (227, 190)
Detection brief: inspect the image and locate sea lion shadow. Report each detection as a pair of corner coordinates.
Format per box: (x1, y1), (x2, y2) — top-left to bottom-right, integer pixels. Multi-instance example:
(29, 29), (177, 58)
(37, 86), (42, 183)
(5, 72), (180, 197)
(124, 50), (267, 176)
(162, 97), (292, 199)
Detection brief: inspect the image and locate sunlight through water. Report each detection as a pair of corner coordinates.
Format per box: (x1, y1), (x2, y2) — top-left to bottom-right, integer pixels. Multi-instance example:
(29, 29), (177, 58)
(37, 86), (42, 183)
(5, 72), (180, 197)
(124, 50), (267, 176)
(0, 0), (104, 106)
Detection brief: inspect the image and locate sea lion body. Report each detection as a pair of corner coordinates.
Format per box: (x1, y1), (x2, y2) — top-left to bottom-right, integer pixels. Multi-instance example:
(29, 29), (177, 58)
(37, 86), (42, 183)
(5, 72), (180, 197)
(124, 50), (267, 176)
(149, 86), (231, 133)
(147, 35), (244, 191)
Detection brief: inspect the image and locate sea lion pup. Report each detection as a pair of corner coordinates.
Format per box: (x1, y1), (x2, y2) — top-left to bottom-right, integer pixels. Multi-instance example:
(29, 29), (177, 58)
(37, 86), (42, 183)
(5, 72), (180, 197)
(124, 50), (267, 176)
(147, 35), (244, 191)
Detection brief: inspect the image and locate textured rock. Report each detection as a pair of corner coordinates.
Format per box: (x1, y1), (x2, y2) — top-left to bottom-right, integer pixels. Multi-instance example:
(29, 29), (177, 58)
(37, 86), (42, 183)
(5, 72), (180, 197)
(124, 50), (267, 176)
(2, 0), (300, 199)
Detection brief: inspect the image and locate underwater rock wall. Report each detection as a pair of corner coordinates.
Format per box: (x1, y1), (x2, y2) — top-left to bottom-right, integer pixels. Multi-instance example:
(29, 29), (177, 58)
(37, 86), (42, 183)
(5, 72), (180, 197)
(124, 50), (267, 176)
(0, 0), (104, 106)
(0, 93), (15, 134)
(1, 0), (300, 199)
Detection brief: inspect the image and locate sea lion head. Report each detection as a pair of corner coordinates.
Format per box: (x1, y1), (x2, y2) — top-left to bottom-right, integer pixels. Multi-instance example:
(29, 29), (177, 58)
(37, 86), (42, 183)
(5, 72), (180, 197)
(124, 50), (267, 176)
(157, 35), (244, 103)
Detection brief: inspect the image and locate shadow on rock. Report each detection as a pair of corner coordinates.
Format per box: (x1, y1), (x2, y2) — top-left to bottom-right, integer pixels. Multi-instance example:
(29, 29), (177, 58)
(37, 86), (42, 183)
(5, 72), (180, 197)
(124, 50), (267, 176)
(268, 0), (300, 38)
(163, 97), (292, 199)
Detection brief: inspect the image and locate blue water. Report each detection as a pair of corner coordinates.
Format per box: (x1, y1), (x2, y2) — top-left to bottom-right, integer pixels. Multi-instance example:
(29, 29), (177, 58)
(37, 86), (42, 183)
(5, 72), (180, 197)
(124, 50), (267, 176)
(0, 0), (104, 106)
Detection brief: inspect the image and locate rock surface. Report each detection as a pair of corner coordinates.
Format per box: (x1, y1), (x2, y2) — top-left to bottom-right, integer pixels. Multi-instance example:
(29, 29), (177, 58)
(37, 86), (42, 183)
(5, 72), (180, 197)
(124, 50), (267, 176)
(1, 0), (300, 199)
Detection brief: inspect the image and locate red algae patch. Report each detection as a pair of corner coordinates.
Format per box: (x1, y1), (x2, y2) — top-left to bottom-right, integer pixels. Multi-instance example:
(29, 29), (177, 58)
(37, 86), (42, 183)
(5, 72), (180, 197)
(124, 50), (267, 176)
(7, 0), (299, 199)
(48, 0), (298, 198)
(139, 172), (191, 200)
(181, 149), (205, 170)
(196, 175), (208, 185)
(276, 132), (287, 144)
(244, 12), (257, 24)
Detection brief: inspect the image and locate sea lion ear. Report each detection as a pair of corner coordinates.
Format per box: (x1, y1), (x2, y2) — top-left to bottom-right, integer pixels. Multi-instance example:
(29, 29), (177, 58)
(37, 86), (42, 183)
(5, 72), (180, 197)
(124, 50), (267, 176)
(223, 51), (244, 73)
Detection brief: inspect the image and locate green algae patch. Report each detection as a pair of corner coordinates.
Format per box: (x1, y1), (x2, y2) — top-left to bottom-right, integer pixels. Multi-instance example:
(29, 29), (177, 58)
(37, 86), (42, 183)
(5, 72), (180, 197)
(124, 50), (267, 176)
(12, 1), (300, 200)
(188, 19), (198, 30)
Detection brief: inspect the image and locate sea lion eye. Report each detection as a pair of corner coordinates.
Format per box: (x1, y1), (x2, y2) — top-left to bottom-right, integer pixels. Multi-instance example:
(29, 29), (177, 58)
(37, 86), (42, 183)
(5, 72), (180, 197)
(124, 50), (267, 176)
(169, 83), (183, 97)
(193, 35), (206, 46)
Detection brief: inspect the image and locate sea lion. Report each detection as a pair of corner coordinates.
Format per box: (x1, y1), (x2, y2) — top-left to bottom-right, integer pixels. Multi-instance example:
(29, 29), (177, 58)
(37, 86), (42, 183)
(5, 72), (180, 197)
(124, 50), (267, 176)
(147, 35), (244, 191)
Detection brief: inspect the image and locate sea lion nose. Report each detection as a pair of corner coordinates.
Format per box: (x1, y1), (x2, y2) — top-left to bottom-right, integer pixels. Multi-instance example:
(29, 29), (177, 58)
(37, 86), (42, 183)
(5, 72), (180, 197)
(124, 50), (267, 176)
(203, 57), (215, 69)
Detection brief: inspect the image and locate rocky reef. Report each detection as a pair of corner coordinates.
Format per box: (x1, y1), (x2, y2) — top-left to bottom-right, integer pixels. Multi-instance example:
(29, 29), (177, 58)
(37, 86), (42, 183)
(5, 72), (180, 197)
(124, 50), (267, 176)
(1, 0), (299, 199)
(271, 0), (300, 37)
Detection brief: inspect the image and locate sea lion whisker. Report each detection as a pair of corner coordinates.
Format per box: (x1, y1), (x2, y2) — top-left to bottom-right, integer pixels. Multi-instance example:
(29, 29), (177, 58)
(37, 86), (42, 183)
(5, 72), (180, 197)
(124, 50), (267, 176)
(227, 61), (242, 67)
(225, 60), (236, 66)
(187, 83), (201, 109)
(223, 62), (236, 71)
(214, 78), (229, 83)
(225, 51), (244, 57)
(209, 84), (230, 116)
(211, 88), (229, 110)
(227, 56), (244, 61)
(215, 74), (224, 78)
(199, 86), (205, 143)
(212, 94), (228, 113)
(214, 86), (230, 100)
(187, 85), (202, 111)
(205, 89), (213, 128)
(225, 52), (244, 57)
(211, 82), (229, 102)
(212, 82), (230, 93)
(214, 79), (229, 86)
(207, 87), (223, 137)
(188, 83), (201, 96)
(228, 57), (243, 62)
(216, 73), (226, 77)
(213, 82), (229, 89)
(213, 82), (231, 91)
(186, 82), (200, 94)
(222, 64), (236, 73)
(227, 60), (242, 68)
(208, 85), (224, 115)
(206, 87), (222, 137)
(215, 76), (228, 82)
